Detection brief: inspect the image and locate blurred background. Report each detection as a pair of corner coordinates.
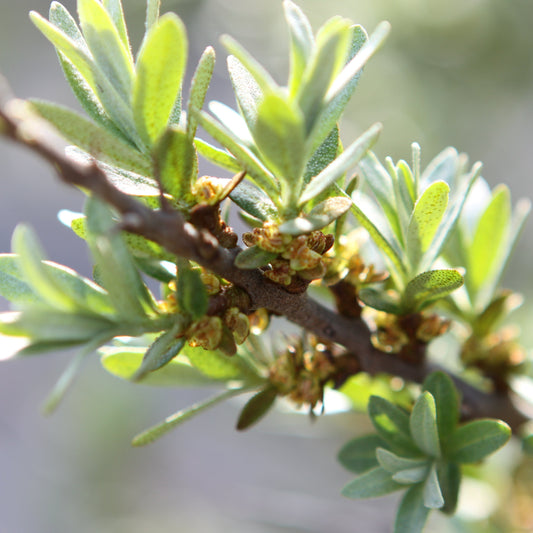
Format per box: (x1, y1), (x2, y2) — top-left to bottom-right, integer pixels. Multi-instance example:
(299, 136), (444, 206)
(1, 0), (533, 532)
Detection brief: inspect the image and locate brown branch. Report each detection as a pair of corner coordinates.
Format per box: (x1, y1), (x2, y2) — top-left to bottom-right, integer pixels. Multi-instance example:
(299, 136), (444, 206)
(0, 87), (529, 432)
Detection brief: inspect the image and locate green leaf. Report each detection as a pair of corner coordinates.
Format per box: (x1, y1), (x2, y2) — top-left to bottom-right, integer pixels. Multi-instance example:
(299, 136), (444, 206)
(227, 56), (262, 134)
(132, 324), (187, 381)
(30, 11), (140, 145)
(279, 197), (351, 235)
(234, 246), (278, 269)
(196, 111), (280, 202)
(78, 0), (134, 102)
(230, 181), (278, 222)
(300, 123), (382, 205)
(358, 152), (403, 244)
(177, 261), (208, 321)
(394, 483), (430, 533)
(445, 419), (511, 464)
(368, 395), (419, 455)
(422, 371), (460, 441)
(236, 386), (277, 430)
(31, 100), (151, 175)
(337, 434), (386, 474)
(376, 448), (428, 475)
(187, 46), (216, 138)
(100, 347), (218, 387)
(467, 185), (511, 296)
(0, 309), (117, 344)
(437, 462), (461, 515)
(145, 0), (160, 32)
(131, 388), (245, 446)
(296, 16), (352, 133)
(358, 288), (401, 314)
(419, 162), (482, 273)
(402, 269), (463, 313)
(392, 466), (429, 485)
(409, 392), (441, 458)
(423, 463), (444, 509)
(303, 126), (339, 186)
(133, 13), (187, 145)
(252, 92), (305, 198)
(306, 24), (368, 154)
(284, 0), (314, 95)
(102, 0), (131, 58)
(154, 125), (197, 202)
(341, 466), (403, 499)
(406, 181), (449, 271)
(194, 138), (242, 174)
(220, 35), (279, 95)
(85, 197), (155, 319)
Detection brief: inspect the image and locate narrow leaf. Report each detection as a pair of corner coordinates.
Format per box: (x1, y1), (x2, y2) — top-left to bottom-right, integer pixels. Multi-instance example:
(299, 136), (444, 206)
(422, 371), (460, 441)
(131, 388), (245, 446)
(358, 288), (401, 314)
(437, 462), (461, 515)
(300, 123), (382, 205)
(337, 434), (386, 474)
(376, 448), (428, 474)
(341, 466), (403, 499)
(230, 181), (277, 221)
(392, 466), (429, 484)
(177, 261), (208, 321)
(236, 386), (277, 430)
(145, 0), (160, 31)
(410, 392), (441, 457)
(394, 484), (430, 533)
(133, 13), (187, 145)
(31, 100), (151, 175)
(445, 419), (511, 463)
(102, 0), (131, 58)
(194, 138), (242, 174)
(424, 463), (444, 509)
(234, 246), (278, 269)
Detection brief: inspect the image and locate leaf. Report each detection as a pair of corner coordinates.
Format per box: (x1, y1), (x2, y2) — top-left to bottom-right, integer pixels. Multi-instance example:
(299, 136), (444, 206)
(402, 269), (463, 313)
(284, 0), (314, 95)
(394, 483), (430, 533)
(31, 100), (151, 175)
(252, 91), (305, 194)
(392, 466), (429, 485)
(131, 388), (245, 446)
(420, 147), (458, 188)
(358, 288), (401, 314)
(423, 463), (444, 509)
(132, 324), (187, 381)
(467, 185), (511, 296)
(368, 395), (419, 455)
(358, 152), (403, 244)
(133, 13), (187, 145)
(422, 371), (460, 441)
(409, 392), (441, 458)
(234, 246), (278, 269)
(303, 126), (339, 186)
(406, 181), (449, 271)
(102, 0), (131, 59)
(0, 309), (117, 344)
(194, 138), (242, 174)
(145, 0), (160, 31)
(341, 466), (403, 499)
(337, 434), (386, 474)
(376, 448), (428, 475)
(154, 125), (197, 202)
(279, 197), (351, 235)
(306, 24), (368, 154)
(230, 181), (277, 221)
(187, 46), (215, 138)
(437, 462), (461, 515)
(227, 56), (262, 134)
(30, 11), (140, 146)
(419, 162), (482, 273)
(296, 16), (352, 133)
(445, 419), (511, 464)
(100, 347), (218, 387)
(85, 197), (155, 319)
(236, 386), (277, 430)
(177, 261), (208, 321)
(196, 111), (280, 202)
(77, 0), (134, 102)
(300, 123), (382, 205)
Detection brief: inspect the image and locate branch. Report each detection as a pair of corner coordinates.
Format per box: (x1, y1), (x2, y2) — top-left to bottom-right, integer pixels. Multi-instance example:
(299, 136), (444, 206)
(0, 84), (529, 432)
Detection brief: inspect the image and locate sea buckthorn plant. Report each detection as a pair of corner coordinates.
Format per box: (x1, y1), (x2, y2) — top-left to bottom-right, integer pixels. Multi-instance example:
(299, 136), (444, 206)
(0, 1), (531, 531)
